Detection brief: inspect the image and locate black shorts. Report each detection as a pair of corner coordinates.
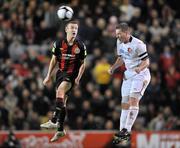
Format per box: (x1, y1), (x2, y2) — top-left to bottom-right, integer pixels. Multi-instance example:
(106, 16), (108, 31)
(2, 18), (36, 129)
(56, 70), (76, 95)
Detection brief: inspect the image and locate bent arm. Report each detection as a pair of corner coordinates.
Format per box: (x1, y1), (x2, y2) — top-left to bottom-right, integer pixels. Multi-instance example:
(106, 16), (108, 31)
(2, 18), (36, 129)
(138, 58), (150, 71)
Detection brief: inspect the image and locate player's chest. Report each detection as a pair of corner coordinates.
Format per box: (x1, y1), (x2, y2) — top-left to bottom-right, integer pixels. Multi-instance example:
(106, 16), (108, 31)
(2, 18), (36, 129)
(119, 44), (137, 59)
(59, 45), (81, 60)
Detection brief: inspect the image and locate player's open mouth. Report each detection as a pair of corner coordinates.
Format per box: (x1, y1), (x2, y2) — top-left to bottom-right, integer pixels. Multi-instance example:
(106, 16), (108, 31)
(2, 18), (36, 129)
(72, 33), (76, 35)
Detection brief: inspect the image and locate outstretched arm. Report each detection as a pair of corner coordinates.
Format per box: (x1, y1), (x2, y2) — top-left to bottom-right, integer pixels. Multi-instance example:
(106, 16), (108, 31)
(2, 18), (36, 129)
(108, 56), (124, 74)
(43, 55), (57, 86)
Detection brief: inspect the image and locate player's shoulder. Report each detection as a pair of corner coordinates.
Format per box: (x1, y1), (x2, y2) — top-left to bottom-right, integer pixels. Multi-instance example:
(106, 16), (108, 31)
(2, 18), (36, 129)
(51, 38), (64, 55)
(75, 38), (86, 49)
(116, 39), (123, 50)
(117, 39), (122, 45)
(53, 38), (64, 48)
(132, 36), (145, 45)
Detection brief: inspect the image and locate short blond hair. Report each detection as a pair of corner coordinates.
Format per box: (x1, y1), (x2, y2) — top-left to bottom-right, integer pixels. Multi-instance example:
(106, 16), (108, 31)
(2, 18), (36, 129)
(65, 20), (79, 27)
(116, 23), (129, 32)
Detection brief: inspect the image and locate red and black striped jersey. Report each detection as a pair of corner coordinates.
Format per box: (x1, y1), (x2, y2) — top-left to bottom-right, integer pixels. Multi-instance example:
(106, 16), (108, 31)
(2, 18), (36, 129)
(51, 38), (87, 75)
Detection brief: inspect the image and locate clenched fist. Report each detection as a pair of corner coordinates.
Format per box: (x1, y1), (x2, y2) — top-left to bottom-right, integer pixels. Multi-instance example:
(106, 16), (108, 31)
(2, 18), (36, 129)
(43, 76), (51, 86)
(108, 68), (114, 75)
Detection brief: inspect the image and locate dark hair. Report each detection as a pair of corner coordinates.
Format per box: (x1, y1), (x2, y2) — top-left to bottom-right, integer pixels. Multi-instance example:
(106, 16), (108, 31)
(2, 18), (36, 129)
(116, 23), (129, 32)
(65, 20), (79, 27)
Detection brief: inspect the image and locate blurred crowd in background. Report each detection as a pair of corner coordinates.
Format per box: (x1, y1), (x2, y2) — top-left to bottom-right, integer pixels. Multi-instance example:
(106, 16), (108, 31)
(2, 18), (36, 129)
(0, 0), (180, 132)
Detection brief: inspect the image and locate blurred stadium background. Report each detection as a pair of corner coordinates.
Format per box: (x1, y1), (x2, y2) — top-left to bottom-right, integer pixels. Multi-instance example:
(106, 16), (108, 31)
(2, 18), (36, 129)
(0, 0), (179, 147)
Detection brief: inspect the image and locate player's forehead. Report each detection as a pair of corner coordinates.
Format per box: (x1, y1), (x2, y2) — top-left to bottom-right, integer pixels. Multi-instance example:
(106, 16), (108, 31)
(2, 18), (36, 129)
(116, 28), (125, 34)
(67, 23), (78, 28)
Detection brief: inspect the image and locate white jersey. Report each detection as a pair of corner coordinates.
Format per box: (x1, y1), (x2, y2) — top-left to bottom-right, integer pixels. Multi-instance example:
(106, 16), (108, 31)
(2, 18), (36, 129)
(117, 36), (148, 71)
(117, 36), (151, 98)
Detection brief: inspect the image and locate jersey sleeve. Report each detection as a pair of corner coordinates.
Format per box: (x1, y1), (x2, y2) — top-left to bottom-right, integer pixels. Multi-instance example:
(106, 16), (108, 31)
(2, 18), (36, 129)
(51, 41), (61, 56)
(137, 42), (148, 60)
(79, 42), (87, 60)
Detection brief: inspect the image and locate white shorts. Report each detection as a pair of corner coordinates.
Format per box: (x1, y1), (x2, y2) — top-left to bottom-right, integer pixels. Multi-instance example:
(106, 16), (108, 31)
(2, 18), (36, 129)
(121, 68), (151, 98)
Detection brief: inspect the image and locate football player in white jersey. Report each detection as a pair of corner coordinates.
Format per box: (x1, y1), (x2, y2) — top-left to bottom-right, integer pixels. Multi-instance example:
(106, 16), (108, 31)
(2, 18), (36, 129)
(108, 23), (151, 144)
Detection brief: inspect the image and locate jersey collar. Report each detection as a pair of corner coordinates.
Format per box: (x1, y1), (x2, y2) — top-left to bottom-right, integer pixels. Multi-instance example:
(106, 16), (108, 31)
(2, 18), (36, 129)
(124, 36), (133, 44)
(129, 36), (133, 42)
(65, 38), (77, 46)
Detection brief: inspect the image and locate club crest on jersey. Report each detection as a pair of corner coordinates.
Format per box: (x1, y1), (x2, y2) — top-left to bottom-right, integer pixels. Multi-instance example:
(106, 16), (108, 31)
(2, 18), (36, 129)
(128, 48), (132, 53)
(75, 47), (80, 54)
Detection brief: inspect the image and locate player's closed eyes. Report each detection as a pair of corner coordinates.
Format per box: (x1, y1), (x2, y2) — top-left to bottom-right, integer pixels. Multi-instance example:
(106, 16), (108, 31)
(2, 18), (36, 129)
(71, 26), (78, 30)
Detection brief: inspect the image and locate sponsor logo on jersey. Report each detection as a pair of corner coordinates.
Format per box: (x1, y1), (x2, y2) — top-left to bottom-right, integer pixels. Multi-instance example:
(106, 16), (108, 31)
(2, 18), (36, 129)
(128, 48), (132, 53)
(75, 47), (80, 54)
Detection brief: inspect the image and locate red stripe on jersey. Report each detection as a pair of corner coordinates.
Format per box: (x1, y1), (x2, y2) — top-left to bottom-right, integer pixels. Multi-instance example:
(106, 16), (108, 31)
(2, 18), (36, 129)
(67, 44), (77, 73)
(60, 41), (68, 70)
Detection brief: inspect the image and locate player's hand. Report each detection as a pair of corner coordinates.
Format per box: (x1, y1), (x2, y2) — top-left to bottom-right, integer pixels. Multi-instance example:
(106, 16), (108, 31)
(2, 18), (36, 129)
(134, 67), (141, 74)
(108, 68), (114, 75)
(75, 77), (80, 85)
(43, 76), (51, 86)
